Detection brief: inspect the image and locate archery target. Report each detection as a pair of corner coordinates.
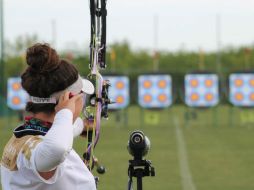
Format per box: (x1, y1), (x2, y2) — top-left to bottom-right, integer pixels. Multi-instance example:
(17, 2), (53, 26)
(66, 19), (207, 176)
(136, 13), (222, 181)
(138, 75), (172, 108)
(103, 76), (129, 109)
(229, 73), (254, 107)
(7, 77), (28, 110)
(185, 74), (219, 107)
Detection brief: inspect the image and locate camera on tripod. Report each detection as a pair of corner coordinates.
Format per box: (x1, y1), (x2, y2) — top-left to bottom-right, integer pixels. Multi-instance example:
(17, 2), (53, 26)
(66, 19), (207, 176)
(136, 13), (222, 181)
(127, 130), (150, 160)
(127, 130), (155, 190)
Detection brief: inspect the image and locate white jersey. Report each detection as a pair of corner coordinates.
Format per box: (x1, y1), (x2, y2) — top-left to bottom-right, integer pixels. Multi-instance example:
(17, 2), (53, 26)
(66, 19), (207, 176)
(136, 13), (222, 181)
(0, 109), (97, 190)
(1, 135), (96, 190)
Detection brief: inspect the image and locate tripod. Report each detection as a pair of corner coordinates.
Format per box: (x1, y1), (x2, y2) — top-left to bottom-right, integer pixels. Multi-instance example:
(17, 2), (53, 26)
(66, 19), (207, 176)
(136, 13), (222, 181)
(127, 159), (155, 190)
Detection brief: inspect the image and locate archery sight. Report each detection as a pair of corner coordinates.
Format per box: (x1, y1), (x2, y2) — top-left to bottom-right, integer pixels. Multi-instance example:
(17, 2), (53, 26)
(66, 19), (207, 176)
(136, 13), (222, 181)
(85, 78), (112, 119)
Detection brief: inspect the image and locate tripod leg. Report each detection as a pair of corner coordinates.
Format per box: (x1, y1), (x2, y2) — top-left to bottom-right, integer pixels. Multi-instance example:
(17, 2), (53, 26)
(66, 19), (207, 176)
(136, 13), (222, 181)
(137, 176), (143, 190)
(127, 178), (133, 190)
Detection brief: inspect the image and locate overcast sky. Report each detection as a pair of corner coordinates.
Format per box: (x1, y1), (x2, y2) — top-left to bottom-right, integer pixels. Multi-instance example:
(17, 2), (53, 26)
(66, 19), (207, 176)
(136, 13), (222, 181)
(3, 0), (254, 52)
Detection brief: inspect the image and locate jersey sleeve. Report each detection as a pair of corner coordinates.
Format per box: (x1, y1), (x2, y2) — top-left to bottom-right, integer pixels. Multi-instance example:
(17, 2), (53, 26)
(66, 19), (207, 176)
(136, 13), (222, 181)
(16, 136), (65, 184)
(16, 109), (74, 184)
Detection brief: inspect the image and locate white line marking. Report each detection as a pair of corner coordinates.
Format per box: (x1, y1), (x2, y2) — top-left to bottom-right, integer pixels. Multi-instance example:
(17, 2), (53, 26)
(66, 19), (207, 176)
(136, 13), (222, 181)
(174, 117), (197, 190)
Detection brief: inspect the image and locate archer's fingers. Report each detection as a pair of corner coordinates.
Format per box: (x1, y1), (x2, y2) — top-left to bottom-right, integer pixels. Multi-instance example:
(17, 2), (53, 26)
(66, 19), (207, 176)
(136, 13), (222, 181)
(55, 92), (68, 112)
(58, 92), (66, 104)
(63, 91), (71, 101)
(70, 93), (84, 102)
(59, 91), (69, 102)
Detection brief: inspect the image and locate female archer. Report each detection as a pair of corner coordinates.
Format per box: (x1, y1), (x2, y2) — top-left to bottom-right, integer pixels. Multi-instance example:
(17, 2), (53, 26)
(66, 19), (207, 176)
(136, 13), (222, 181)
(1, 43), (97, 190)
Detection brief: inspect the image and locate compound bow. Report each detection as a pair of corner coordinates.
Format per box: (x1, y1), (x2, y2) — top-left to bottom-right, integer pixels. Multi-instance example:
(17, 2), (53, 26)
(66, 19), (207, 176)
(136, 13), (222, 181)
(83, 0), (110, 174)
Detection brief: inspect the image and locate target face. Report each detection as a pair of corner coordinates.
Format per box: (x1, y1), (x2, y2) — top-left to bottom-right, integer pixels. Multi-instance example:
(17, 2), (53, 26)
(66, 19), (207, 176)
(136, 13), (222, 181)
(185, 74), (219, 107)
(7, 78), (28, 110)
(103, 76), (130, 109)
(138, 75), (172, 108)
(229, 73), (254, 107)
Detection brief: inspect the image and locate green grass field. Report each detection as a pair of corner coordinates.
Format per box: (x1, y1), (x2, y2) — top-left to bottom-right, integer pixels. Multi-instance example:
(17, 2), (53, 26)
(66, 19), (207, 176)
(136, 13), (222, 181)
(1, 105), (254, 190)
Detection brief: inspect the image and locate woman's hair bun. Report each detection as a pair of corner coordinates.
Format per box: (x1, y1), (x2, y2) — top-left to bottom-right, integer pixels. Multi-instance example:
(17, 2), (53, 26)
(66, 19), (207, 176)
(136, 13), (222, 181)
(26, 43), (60, 73)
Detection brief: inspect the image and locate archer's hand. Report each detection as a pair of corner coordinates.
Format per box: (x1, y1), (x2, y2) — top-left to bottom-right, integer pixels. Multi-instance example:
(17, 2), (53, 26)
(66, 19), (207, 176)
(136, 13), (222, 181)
(55, 91), (84, 115)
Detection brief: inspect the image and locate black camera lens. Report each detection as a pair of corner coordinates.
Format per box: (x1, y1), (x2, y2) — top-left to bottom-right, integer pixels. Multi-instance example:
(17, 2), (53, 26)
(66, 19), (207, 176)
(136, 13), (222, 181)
(127, 130), (150, 160)
(131, 133), (143, 144)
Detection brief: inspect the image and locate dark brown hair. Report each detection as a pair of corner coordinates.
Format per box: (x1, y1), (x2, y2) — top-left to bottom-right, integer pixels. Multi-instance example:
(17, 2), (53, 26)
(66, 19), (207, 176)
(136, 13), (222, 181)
(21, 43), (78, 113)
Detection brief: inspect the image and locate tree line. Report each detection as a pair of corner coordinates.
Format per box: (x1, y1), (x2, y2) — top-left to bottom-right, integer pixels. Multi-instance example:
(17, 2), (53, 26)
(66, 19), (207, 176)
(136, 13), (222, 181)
(1, 35), (254, 104)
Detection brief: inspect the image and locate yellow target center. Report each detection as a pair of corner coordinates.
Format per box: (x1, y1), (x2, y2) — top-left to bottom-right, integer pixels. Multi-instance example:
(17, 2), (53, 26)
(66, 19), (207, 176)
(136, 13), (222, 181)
(144, 94), (152, 103)
(235, 79), (243, 87)
(191, 93), (199, 101)
(158, 80), (167, 88)
(249, 79), (254, 87)
(190, 79), (198, 87)
(205, 80), (213, 87)
(158, 94), (167, 102)
(205, 93), (214, 101)
(250, 93), (254, 101)
(12, 82), (21, 91)
(116, 82), (124, 89)
(12, 97), (21, 105)
(143, 81), (152, 89)
(235, 93), (243, 101)
(116, 96), (124, 104)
